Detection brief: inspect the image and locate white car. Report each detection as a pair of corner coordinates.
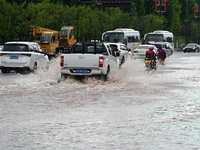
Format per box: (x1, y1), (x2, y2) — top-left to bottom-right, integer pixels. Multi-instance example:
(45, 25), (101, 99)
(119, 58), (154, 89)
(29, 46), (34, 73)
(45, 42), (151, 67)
(133, 44), (157, 59)
(0, 41), (49, 74)
(109, 43), (133, 65)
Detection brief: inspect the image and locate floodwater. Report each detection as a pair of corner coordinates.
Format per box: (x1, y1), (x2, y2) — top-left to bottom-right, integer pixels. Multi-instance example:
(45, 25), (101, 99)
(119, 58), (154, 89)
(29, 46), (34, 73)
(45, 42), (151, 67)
(1, 51), (200, 150)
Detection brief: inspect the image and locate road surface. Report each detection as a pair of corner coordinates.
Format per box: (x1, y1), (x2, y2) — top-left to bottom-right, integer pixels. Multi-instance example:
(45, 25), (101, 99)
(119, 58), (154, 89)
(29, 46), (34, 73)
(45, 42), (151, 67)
(0, 51), (200, 150)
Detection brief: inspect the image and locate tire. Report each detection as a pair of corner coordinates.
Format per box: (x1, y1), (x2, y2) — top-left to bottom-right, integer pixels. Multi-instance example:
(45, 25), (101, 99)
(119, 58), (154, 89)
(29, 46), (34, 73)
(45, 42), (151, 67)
(1, 68), (8, 74)
(32, 63), (37, 74)
(100, 66), (110, 81)
(121, 57), (125, 65)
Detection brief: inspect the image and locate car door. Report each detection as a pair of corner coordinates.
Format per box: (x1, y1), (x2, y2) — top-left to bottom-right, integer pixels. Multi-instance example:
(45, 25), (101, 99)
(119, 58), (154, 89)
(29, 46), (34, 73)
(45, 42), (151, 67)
(120, 44), (131, 60)
(107, 45), (119, 72)
(35, 44), (49, 69)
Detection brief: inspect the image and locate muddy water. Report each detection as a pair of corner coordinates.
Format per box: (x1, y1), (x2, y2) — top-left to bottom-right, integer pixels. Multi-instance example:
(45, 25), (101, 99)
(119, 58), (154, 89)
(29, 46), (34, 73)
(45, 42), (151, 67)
(0, 52), (200, 150)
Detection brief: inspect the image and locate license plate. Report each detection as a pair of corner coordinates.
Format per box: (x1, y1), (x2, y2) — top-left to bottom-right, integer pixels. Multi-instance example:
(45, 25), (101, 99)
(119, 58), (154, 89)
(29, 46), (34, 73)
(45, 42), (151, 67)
(10, 56), (18, 59)
(76, 69), (88, 73)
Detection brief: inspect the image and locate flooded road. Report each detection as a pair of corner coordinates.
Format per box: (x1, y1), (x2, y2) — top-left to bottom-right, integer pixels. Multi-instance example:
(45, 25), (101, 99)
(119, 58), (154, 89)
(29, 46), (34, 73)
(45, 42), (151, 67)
(1, 51), (200, 150)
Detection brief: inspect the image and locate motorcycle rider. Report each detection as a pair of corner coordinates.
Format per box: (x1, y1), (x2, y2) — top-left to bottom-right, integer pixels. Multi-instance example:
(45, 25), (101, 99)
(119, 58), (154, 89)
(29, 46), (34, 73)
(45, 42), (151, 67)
(147, 46), (156, 64)
(157, 45), (166, 65)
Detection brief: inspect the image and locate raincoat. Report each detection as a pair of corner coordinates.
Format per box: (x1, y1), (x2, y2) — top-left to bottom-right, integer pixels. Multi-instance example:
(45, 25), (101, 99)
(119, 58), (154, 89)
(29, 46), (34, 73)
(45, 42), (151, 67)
(157, 45), (166, 60)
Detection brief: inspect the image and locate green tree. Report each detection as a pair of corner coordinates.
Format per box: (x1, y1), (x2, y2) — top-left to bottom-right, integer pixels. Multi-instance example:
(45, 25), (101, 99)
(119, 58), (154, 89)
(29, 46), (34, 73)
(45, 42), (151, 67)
(133, 0), (145, 16)
(143, 14), (166, 36)
(165, 0), (181, 36)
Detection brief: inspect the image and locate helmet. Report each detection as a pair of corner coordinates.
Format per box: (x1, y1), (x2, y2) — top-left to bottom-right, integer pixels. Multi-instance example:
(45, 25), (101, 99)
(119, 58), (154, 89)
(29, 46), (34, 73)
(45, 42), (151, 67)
(149, 46), (154, 51)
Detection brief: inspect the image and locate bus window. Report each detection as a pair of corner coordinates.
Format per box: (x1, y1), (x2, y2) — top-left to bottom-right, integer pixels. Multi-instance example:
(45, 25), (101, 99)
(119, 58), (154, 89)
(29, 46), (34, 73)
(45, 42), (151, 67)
(167, 37), (173, 42)
(128, 36), (135, 42)
(135, 36), (140, 42)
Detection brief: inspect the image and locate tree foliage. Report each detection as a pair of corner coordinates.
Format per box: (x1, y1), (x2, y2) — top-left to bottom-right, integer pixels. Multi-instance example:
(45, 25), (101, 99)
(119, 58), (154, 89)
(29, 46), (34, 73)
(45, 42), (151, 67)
(0, 0), (198, 44)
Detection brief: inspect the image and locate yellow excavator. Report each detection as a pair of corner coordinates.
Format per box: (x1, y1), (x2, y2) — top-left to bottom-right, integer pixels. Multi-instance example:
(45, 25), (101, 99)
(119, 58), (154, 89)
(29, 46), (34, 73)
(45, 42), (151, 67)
(56, 26), (77, 53)
(30, 25), (59, 58)
(30, 25), (76, 57)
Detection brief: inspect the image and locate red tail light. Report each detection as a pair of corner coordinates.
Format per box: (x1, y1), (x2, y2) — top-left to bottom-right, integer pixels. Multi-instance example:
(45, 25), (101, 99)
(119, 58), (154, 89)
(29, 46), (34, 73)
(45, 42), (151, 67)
(134, 51), (138, 53)
(114, 50), (120, 53)
(60, 56), (64, 67)
(99, 56), (103, 67)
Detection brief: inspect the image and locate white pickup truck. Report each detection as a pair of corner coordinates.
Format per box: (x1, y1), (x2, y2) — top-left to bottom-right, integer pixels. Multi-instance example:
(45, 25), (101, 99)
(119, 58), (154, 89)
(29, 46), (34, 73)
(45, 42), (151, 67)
(60, 42), (120, 81)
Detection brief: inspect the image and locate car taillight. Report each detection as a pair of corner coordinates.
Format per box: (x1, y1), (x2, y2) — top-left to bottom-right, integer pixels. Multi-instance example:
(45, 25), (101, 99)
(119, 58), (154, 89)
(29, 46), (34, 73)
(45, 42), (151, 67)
(22, 54), (31, 57)
(60, 56), (64, 67)
(114, 50), (120, 53)
(134, 51), (138, 53)
(99, 56), (103, 67)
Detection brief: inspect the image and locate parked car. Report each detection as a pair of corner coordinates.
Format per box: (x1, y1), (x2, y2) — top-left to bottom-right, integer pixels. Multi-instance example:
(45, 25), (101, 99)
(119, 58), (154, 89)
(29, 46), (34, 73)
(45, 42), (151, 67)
(183, 43), (200, 53)
(133, 44), (157, 59)
(0, 41), (49, 74)
(109, 42), (133, 65)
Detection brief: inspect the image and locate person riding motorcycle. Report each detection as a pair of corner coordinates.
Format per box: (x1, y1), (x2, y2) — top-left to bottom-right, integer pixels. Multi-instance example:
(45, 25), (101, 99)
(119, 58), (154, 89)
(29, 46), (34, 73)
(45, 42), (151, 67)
(157, 45), (166, 65)
(144, 46), (157, 69)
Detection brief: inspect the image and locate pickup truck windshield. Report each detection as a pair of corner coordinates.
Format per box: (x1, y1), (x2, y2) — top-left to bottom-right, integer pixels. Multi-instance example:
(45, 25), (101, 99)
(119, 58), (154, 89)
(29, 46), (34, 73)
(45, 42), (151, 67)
(3, 44), (28, 52)
(72, 43), (106, 54)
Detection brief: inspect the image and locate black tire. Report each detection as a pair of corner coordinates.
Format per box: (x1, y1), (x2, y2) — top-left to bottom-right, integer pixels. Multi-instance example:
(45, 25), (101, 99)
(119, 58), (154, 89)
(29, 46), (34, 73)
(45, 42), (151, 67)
(121, 57), (125, 65)
(1, 68), (8, 74)
(100, 66), (110, 81)
(32, 63), (37, 74)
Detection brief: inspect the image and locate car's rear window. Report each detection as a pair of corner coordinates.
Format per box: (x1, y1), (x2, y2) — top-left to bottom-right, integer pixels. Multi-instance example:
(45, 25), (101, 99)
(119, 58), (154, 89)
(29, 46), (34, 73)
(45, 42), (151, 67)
(72, 43), (106, 54)
(185, 44), (195, 48)
(3, 44), (29, 52)
(110, 45), (118, 51)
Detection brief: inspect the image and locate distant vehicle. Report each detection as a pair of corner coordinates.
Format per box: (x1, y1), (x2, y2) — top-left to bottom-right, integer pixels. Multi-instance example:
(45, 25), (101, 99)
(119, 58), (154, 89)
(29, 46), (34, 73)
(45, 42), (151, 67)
(30, 25), (77, 58)
(0, 45), (3, 51)
(30, 25), (59, 58)
(144, 30), (174, 52)
(109, 43), (132, 65)
(60, 42), (120, 81)
(102, 28), (141, 51)
(56, 26), (76, 53)
(0, 41), (49, 74)
(152, 42), (171, 57)
(133, 44), (157, 59)
(183, 43), (200, 53)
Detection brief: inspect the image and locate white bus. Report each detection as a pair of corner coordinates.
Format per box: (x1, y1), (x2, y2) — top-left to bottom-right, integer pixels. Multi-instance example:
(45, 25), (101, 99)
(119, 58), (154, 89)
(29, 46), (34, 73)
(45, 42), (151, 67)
(102, 28), (141, 51)
(144, 30), (174, 50)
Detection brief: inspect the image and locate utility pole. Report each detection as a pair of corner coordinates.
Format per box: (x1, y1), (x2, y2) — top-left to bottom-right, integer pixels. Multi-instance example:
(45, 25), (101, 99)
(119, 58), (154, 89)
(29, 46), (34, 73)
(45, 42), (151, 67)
(154, 0), (168, 17)
(198, 0), (200, 44)
(19, 0), (23, 41)
(159, 0), (162, 17)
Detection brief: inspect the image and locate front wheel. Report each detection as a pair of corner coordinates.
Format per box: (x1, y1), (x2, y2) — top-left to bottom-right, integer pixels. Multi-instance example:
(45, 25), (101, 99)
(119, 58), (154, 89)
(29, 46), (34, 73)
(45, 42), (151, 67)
(1, 68), (8, 74)
(100, 66), (110, 81)
(32, 63), (37, 74)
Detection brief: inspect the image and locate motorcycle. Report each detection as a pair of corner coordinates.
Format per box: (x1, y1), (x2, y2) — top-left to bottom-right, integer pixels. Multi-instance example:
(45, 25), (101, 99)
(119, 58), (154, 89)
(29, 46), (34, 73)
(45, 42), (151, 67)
(144, 50), (157, 70)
